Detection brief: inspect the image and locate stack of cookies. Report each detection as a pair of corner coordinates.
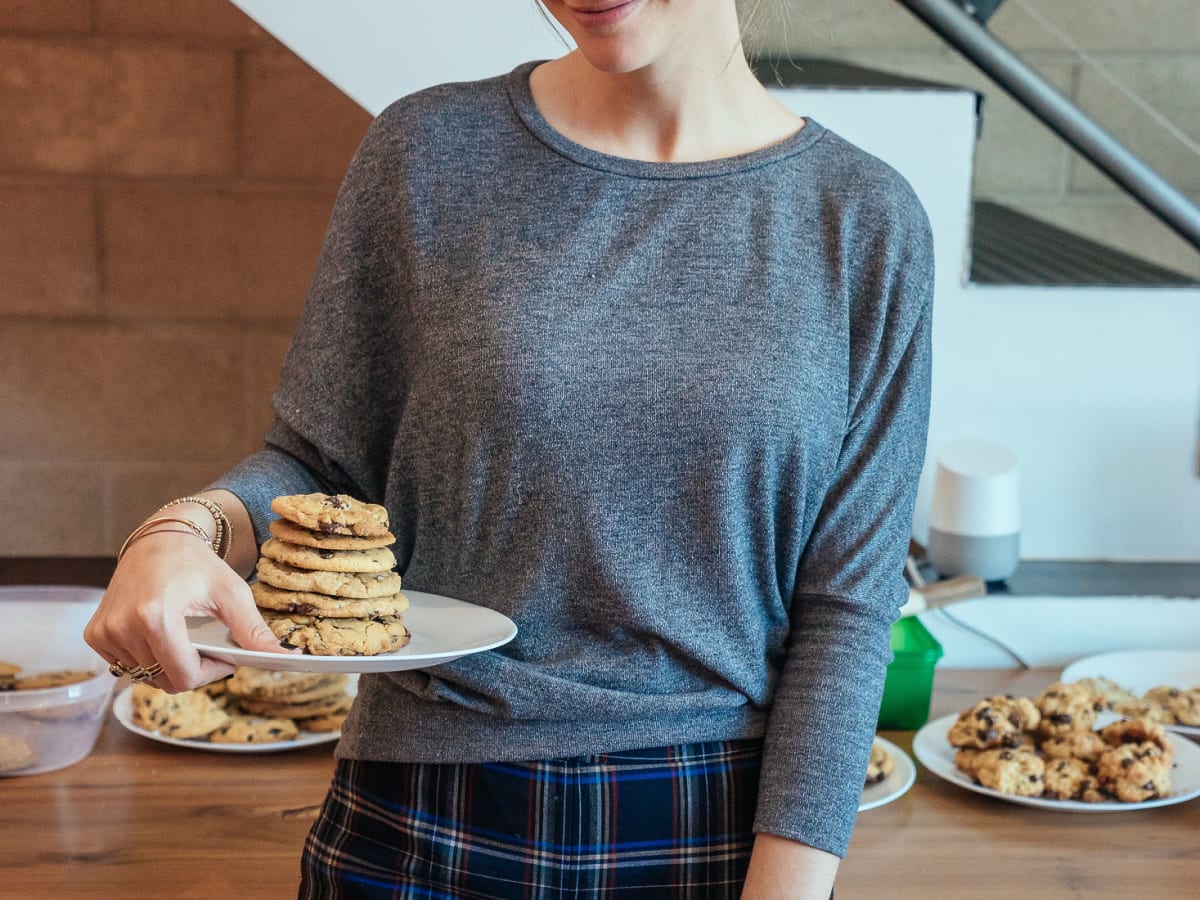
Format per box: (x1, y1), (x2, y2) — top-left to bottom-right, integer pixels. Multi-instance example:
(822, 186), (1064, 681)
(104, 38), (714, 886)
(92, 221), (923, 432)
(129, 667), (355, 745)
(251, 493), (411, 657)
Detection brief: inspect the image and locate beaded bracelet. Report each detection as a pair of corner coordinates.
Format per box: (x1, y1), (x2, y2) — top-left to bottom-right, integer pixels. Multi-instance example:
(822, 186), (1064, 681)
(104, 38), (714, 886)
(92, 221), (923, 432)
(117, 515), (214, 562)
(155, 495), (233, 560)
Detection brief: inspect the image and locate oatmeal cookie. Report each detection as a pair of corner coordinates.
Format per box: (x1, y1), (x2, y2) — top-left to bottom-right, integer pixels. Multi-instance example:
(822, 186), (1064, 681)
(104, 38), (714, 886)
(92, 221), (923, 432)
(0, 733), (37, 773)
(1039, 730), (1106, 764)
(1041, 757), (1093, 801)
(1095, 742), (1171, 802)
(1098, 718), (1173, 757)
(948, 696), (1038, 749)
(865, 741), (895, 785)
(973, 747), (1045, 797)
(1075, 676), (1140, 712)
(260, 538), (397, 574)
(1035, 681), (1104, 737)
(271, 493), (390, 538)
(1168, 688), (1200, 727)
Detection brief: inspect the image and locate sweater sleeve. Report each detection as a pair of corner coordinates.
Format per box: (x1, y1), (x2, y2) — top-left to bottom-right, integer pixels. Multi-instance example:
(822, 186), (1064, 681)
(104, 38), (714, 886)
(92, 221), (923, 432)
(752, 188), (935, 856)
(211, 104), (415, 545)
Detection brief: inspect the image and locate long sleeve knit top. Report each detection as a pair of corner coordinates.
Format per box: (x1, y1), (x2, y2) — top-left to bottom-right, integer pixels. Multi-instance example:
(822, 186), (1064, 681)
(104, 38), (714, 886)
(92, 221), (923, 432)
(212, 61), (934, 857)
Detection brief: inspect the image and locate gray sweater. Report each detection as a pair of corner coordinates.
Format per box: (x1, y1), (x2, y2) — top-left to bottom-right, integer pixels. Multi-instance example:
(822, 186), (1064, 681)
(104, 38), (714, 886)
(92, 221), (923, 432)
(213, 62), (934, 857)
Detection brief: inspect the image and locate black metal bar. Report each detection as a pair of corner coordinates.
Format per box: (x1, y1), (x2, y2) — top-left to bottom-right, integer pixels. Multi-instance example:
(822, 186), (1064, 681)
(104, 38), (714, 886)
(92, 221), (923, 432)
(895, 0), (1200, 254)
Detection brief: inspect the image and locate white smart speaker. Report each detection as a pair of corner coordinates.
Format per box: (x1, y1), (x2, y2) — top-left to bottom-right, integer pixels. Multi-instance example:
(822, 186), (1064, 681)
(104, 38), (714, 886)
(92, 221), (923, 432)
(926, 439), (1020, 582)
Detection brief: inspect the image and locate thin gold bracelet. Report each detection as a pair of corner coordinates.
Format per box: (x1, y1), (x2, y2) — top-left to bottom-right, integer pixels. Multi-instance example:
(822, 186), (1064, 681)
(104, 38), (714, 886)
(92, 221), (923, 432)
(156, 496), (233, 560)
(117, 515), (214, 562)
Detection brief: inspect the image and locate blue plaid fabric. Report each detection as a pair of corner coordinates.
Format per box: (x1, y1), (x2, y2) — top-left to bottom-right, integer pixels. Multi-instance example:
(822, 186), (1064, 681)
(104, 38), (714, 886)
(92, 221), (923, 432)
(299, 740), (763, 898)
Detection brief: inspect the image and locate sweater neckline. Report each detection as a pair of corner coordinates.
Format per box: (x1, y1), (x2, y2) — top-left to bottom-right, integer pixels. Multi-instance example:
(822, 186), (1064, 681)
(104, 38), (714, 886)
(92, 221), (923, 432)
(504, 61), (825, 180)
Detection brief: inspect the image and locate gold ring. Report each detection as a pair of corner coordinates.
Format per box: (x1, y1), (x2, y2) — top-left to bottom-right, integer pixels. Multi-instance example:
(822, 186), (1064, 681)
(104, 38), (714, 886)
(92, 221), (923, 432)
(109, 661), (132, 678)
(128, 663), (165, 684)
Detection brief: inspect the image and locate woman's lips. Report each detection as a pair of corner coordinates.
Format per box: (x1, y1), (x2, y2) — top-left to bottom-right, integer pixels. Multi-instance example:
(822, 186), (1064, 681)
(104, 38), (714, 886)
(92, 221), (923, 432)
(568, 0), (643, 29)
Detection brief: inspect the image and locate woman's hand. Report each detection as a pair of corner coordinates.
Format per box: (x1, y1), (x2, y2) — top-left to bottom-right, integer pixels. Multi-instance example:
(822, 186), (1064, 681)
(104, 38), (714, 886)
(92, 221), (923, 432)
(84, 493), (293, 693)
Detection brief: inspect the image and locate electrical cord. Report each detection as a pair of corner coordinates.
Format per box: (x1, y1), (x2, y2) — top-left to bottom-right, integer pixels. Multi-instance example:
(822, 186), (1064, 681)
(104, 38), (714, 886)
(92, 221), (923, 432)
(935, 605), (1031, 669)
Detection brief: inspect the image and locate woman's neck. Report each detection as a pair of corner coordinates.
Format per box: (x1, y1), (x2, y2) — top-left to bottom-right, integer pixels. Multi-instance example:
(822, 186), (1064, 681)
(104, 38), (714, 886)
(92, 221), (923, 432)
(528, 49), (804, 164)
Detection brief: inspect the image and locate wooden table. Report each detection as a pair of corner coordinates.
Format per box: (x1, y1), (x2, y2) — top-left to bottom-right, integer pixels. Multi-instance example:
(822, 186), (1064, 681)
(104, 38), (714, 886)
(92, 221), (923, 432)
(3, 671), (1198, 898)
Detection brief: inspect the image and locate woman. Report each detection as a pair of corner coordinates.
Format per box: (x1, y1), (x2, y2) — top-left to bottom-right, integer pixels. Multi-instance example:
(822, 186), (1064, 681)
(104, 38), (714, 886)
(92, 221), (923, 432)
(85, 1), (934, 896)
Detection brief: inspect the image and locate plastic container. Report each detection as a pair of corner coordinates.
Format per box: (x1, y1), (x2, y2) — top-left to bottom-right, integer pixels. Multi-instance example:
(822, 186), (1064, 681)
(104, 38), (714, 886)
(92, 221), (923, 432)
(877, 616), (944, 730)
(0, 586), (114, 776)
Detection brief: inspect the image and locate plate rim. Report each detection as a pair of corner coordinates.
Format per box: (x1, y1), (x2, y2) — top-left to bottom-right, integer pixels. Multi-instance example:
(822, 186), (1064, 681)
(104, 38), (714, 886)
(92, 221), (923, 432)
(189, 589), (518, 673)
(912, 712), (1200, 812)
(1060, 648), (1200, 737)
(112, 684), (344, 754)
(859, 735), (917, 812)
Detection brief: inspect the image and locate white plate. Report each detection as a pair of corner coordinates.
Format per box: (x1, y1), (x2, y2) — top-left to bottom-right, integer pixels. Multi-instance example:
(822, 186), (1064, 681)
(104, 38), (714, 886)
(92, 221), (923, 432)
(189, 589), (518, 673)
(112, 684), (350, 754)
(1061, 649), (1200, 736)
(913, 713), (1200, 812)
(859, 736), (916, 812)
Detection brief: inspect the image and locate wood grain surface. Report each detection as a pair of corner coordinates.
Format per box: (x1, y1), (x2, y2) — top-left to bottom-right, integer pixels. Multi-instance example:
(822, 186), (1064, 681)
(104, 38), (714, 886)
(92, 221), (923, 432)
(3, 668), (1197, 898)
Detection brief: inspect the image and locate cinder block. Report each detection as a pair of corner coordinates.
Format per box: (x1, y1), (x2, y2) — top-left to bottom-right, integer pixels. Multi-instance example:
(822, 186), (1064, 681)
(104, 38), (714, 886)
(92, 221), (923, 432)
(747, 0), (941, 55)
(0, 322), (247, 459)
(0, 185), (99, 315)
(0, 464), (106, 556)
(0, 38), (237, 176)
(992, 1), (1200, 52)
(1069, 57), (1200, 193)
(101, 186), (335, 321)
(109, 462), (240, 553)
(0, 0), (92, 32)
(94, 0), (269, 43)
(241, 48), (372, 182)
(0, 39), (105, 174)
(95, 44), (237, 176)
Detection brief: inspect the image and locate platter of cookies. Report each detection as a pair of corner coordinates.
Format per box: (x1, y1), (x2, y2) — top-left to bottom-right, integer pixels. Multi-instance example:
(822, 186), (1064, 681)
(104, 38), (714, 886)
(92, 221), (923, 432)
(859, 736), (916, 812)
(189, 493), (518, 673)
(1060, 649), (1200, 736)
(912, 681), (1200, 811)
(112, 667), (357, 753)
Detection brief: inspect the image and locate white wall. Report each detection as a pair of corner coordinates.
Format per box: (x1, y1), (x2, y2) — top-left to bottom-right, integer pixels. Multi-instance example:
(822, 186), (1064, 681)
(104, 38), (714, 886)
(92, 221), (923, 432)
(229, 0), (1200, 562)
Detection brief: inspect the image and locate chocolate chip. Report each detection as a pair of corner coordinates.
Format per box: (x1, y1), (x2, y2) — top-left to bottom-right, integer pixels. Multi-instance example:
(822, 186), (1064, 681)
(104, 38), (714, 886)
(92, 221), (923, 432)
(323, 495), (349, 509)
(318, 549), (335, 558)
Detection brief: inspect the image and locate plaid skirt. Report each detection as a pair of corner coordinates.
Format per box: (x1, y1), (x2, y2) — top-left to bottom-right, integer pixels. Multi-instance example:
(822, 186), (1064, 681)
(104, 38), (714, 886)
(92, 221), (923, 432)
(299, 740), (763, 899)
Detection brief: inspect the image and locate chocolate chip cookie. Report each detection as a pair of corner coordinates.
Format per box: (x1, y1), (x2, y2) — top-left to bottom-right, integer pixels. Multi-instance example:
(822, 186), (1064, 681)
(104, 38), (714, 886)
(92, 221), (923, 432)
(269, 517), (395, 550)
(251, 581), (410, 619)
(260, 538), (397, 574)
(255, 557), (401, 599)
(261, 609), (410, 656)
(271, 493), (390, 538)
(130, 683), (231, 739)
(209, 714), (300, 744)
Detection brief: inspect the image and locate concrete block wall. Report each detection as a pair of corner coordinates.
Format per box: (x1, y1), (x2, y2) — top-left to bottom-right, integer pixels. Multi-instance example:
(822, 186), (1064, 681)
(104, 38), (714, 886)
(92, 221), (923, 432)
(0, 0), (371, 556)
(746, 0), (1200, 279)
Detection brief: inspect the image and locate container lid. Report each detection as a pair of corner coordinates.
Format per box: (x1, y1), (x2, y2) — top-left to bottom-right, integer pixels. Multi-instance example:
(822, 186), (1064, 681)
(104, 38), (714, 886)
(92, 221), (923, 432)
(890, 616), (945, 662)
(0, 585), (113, 711)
